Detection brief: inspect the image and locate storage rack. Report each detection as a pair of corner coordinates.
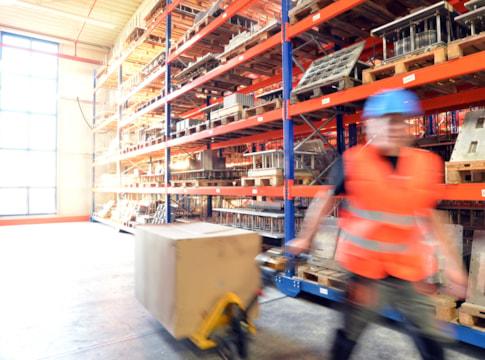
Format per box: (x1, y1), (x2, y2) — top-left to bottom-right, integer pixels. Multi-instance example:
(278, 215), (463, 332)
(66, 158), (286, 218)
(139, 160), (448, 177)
(92, 0), (485, 347)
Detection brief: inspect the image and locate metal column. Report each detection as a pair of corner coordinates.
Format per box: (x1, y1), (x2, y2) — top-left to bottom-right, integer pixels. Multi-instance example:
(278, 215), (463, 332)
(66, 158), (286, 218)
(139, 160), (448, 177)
(117, 66), (123, 210)
(164, 0), (172, 223)
(427, 114), (435, 136)
(451, 111), (458, 134)
(91, 70), (97, 216)
(336, 107), (345, 154)
(348, 123), (358, 147)
(282, 0), (295, 271)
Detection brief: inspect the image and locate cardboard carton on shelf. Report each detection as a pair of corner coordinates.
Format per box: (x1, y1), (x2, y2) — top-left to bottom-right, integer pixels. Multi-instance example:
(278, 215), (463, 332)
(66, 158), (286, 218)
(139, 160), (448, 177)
(135, 222), (261, 339)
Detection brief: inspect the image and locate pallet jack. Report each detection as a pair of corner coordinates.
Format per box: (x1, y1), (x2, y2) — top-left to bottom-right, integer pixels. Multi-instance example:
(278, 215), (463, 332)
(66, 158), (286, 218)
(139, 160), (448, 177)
(188, 249), (295, 359)
(189, 290), (260, 359)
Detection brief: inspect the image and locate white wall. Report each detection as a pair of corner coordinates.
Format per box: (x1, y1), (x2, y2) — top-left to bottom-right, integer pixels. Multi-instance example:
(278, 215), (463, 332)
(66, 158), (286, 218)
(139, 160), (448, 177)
(57, 45), (105, 216)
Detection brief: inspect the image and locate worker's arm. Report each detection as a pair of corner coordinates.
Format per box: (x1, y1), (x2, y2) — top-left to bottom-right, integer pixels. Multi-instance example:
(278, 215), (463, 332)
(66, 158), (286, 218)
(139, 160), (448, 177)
(286, 189), (335, 255)
(430, 210), (468, 298)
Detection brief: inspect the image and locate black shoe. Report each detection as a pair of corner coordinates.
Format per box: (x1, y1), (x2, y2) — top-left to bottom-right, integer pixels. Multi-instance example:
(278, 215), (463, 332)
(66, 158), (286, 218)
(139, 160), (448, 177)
(330, 329), (357, 360)
(413, 334), (445, 360)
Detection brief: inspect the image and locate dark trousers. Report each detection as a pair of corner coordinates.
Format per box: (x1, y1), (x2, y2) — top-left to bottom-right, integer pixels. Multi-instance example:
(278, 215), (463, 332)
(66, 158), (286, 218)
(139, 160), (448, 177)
(331, 275), (447, 360)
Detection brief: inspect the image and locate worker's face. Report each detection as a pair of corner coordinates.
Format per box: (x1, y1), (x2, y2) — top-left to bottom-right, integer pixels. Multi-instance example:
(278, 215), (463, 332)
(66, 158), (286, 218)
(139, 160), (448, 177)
(365, 115), (412, 153)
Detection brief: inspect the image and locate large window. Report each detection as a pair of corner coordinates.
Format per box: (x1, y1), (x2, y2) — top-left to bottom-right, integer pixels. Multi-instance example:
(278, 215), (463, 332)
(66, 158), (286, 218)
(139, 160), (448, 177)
(0, 32), (58, 215)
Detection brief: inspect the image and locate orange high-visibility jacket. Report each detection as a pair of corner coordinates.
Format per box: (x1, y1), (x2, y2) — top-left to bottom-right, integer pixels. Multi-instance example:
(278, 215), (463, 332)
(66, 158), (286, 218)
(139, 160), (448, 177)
(335, 145), (443, 281)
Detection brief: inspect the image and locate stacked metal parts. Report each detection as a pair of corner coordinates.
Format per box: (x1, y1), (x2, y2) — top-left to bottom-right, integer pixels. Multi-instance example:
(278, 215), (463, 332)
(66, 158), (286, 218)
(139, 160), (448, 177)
(371, 1), (467, 60)
(292, 41), (368, 101)
(456, 0), (485, 35)
(213, 200), (304, 241)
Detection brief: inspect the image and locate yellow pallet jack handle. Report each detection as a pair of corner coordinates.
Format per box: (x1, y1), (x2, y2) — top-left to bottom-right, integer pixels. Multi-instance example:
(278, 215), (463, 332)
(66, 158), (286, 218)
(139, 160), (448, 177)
(190, 292), (256, 350)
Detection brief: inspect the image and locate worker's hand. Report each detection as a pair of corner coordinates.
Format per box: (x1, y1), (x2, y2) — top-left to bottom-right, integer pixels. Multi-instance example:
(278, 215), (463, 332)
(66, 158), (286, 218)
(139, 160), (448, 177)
(442, 266), (468, 299)
(286, 237), (311, 255)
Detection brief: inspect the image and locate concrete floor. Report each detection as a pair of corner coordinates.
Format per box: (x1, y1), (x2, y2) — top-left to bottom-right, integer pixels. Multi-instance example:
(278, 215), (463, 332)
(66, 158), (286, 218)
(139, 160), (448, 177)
(0, 222), (483, 360)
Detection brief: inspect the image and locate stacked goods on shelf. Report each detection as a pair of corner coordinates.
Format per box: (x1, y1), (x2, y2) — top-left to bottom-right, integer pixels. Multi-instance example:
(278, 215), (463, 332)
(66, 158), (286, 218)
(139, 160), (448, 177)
(218, 20), (280, 63)
(209, 93), (254, 128)
(241, 150), (319, 186)
(171, 150), (244, 187)
(292, 42), (368, 101)
(459, 230), (485, 330)
(450, 0), (485, 59)
(212, 200), (305, 241)
(363, 1), (472, 84)
(174, 0), (255, 54)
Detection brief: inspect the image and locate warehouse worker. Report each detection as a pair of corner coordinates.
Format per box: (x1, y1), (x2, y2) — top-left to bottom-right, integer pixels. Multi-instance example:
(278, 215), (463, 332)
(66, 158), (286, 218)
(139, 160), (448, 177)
(288, 89), (467, 360)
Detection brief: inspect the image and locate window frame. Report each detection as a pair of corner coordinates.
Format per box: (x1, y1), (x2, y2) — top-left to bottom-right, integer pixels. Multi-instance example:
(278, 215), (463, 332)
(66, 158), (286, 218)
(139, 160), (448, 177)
(0, 31), (59, 216)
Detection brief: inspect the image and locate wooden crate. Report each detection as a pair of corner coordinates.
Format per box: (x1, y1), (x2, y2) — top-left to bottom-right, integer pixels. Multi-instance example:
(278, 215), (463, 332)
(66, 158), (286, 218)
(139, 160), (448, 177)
(445, 160), (485, 184)
(447, 33), (485, 60)
(363, 46), (447, 84)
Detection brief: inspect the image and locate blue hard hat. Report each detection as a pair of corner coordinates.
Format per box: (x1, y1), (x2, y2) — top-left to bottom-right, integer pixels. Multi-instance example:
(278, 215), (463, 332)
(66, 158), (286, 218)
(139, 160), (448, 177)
(362, 88), (422, 118)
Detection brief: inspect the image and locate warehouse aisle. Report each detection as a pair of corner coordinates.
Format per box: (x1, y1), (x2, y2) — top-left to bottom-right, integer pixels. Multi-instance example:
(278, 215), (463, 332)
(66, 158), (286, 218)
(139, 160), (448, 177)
(0, 223), (483, 360)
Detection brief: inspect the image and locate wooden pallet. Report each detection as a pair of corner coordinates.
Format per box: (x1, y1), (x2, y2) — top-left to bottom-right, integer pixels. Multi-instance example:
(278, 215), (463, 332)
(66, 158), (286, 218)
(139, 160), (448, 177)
(289, 0), (331, 25)
(448, 33), (485, 60)
(241, 175), (284, 187)
(211, 111), (242, 128)
(363, 46), (447, 84)
(445, 160), (485, 184)
(170, 179), (235, 187)
(259, 254), (287, 271)
(459, 303), (485, 331)
(293, 76), (358, 102)
(243, 99), (282, 118)
(297, 264), (348, 290)
(433, 295), (458, 322)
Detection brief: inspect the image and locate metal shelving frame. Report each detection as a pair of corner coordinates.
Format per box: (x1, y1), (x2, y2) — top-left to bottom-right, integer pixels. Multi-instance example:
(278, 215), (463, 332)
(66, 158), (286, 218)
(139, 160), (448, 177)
(91, 0), (485, 348)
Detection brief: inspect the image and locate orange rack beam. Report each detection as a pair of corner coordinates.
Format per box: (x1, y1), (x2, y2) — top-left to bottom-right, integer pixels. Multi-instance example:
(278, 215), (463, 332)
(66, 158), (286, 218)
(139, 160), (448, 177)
(115, 56), (485, 161)
(94, 183), (485, 201)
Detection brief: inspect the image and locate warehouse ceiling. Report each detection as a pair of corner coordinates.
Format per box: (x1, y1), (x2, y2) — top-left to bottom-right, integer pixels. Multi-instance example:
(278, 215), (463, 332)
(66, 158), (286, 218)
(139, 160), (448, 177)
(0, 0), (143, 49)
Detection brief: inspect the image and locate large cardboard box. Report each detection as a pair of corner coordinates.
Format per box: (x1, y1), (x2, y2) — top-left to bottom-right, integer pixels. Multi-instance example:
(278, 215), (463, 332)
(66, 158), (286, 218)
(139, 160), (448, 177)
(135, 222), (261, 339)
